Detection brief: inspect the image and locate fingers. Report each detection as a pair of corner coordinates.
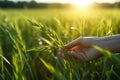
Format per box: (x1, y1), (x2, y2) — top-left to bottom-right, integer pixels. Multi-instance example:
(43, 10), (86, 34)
(65, 37), (100, 50)
(67, 50), (89, 62)
(64, 37), (82, 49)
(58, 48), (90, 62)
(71, 45), (81, 50)
(58, 48), (65, 57)
(67, 50), (84, 61)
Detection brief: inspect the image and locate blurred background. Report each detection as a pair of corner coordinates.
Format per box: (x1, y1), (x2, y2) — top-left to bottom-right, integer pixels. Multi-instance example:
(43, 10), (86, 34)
(0, 0), (120, 9)
(0, 0), (120, 80)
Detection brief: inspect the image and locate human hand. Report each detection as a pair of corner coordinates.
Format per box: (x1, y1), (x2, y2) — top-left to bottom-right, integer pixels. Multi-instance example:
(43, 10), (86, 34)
(58, 37), (103, 62)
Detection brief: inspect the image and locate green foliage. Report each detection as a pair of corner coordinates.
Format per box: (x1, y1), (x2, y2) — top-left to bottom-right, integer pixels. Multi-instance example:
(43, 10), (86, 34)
(0, 8), (120, 80)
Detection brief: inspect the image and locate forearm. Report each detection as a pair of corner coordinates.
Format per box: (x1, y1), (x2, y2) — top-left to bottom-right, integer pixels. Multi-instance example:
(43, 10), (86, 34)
(77, 35), (120, 53)
(101, 35), (120, 53)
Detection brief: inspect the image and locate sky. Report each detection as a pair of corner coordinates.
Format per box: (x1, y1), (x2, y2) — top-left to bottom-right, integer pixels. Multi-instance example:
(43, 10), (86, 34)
(10, 0), (120, 3)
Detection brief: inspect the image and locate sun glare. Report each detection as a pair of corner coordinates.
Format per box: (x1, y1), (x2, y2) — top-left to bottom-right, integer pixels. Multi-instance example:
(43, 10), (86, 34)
(70, 0), (94, 8)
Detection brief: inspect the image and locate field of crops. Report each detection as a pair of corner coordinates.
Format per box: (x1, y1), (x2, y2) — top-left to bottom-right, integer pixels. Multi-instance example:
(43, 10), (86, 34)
(0, 8), (120, 80)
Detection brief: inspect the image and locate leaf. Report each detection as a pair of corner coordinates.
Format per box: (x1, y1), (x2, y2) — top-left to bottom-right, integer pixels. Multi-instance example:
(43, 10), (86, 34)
(94, 46), (112, 58)
(0, 55), (13, 68)
(39, 57), (66, 80)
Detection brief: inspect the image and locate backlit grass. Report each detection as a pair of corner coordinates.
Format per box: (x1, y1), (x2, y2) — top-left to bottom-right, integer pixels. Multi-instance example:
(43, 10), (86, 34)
(0, 8), (120, 80)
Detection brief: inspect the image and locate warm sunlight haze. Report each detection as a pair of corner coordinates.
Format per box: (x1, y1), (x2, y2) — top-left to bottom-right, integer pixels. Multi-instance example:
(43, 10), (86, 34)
(1, 0), (120, 80)
(69, 0), (95, 8)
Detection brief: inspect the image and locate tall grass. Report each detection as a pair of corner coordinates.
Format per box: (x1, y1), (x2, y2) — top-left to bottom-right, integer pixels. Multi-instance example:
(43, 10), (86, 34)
(0, 8), (120, 80)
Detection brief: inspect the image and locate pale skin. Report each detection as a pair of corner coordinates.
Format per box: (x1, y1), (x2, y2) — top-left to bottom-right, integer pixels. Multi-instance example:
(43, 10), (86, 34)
(58, 35), (120, 62)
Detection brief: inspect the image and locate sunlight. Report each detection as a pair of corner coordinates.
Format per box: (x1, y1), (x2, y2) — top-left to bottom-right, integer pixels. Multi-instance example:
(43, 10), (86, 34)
(70, 0), (95, 8)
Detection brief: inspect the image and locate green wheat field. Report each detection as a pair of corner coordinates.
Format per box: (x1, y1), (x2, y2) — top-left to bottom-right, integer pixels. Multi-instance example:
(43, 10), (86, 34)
(0, 8), (120, 80)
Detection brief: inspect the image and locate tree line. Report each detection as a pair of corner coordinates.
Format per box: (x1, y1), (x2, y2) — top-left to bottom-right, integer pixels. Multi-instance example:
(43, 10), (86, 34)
(0, 0), (120, 9)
